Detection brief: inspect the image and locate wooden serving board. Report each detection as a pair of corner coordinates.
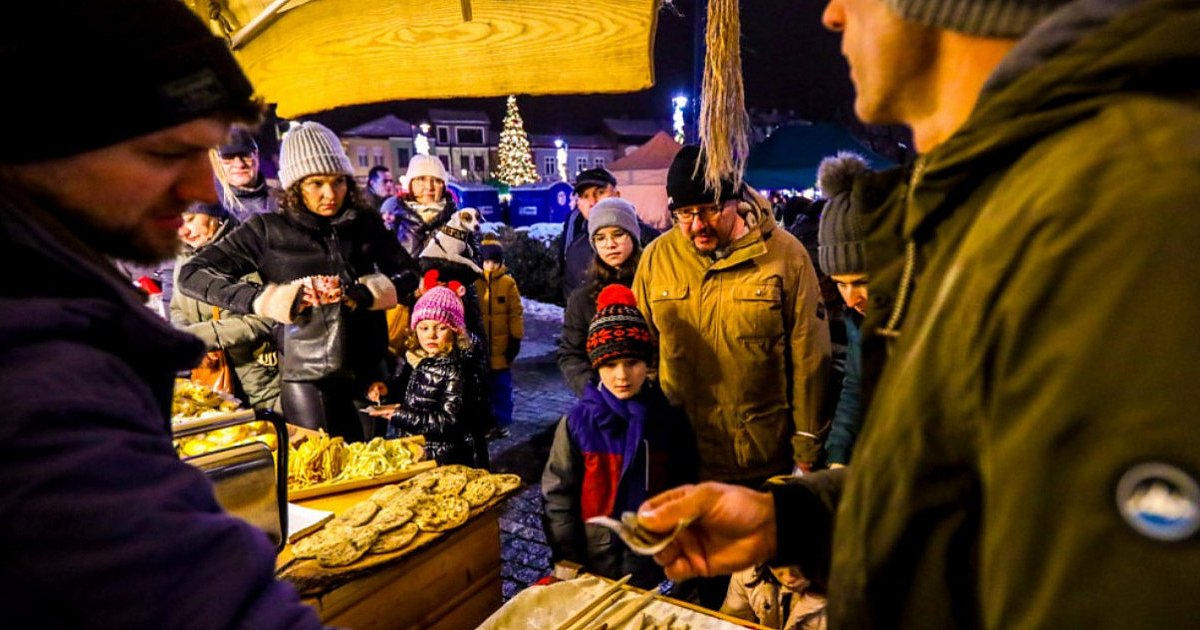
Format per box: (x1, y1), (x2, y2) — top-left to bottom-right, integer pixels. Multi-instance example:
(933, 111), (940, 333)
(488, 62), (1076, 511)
(277, 478), (521, 595)
(288, 459), (437, 501)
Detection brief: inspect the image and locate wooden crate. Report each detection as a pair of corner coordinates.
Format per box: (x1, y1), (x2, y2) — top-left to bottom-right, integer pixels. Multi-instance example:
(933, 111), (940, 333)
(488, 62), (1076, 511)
(303, 509), (502, 629)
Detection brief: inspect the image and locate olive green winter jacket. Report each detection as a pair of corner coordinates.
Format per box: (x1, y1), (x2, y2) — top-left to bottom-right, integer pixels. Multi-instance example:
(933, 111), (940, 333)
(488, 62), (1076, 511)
(781, 0), (1200, 627)
(634, 197), (830, 481)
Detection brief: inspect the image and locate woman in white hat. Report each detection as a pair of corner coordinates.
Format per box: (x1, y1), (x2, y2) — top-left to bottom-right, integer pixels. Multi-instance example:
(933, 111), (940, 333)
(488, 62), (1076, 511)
(381, 153), (458, 257)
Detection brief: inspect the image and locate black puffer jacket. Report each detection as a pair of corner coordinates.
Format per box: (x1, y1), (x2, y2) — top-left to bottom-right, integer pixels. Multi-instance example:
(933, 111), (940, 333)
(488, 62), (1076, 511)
(387, 344), (489, 467)
(178, 205), (419, 384)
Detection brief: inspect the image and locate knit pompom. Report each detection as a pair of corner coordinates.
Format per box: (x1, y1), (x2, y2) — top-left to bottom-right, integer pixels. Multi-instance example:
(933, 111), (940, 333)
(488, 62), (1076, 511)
(817, 152), (870, 198)
(596, 284), (638, 311)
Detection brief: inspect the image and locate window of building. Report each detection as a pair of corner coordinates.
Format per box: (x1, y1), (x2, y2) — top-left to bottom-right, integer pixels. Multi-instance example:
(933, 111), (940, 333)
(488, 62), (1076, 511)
(396, 148), (410, 166)
(576, 157), (588, 174)
(438, 155), (450, 170)
(372, 148), (385, 166)
(436, 126), (450, 143)
(460, 154), (472, 172)
(472, 155), (484, 172)
(594, 157), (606, 168)
(356, 147), (369, 168)
(456, 127), (484, 145)
(544, 156), (556, 175)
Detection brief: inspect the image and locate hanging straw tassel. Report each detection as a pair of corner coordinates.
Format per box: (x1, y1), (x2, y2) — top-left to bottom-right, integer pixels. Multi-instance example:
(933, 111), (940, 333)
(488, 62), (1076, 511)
(698, 0), (749, 199)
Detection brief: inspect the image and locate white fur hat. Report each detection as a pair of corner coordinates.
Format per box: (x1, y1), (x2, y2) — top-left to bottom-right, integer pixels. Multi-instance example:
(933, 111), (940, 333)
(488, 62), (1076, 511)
(278, 121), (354, 189)
(406, 154), (449, 182)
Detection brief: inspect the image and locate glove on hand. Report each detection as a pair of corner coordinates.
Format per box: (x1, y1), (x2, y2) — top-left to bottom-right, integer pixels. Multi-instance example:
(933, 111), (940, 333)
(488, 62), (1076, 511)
(343, 283), (375, 310)
(504, 338), (522, 364)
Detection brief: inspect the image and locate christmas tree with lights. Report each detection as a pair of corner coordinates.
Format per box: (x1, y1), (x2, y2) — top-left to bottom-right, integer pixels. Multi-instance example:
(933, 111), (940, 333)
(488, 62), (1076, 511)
(494, 95), (539, 186)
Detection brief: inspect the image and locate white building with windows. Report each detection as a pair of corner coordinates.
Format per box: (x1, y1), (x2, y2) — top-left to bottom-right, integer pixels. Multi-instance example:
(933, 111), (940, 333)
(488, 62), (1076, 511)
(427, 109), (492, 182)
(339, 115), (415, 186)
(528, 134), (615, 183)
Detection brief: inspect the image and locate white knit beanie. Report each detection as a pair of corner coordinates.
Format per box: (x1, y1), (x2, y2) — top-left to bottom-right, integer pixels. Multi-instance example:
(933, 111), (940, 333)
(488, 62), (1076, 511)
(278, 121), (355, 189)
(405, 154), (449, 182)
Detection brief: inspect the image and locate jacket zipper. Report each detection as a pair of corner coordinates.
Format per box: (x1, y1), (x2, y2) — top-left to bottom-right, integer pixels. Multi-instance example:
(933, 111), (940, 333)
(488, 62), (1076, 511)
(878, 155), (925, 340)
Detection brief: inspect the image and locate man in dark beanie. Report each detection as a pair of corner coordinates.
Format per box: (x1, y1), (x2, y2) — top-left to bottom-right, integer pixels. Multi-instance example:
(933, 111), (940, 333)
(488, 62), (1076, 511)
(0, 2), (322, 627)
(633, 143), (831, 485)
(559, 167), (658, 300)
(637, 0), (1200, 626)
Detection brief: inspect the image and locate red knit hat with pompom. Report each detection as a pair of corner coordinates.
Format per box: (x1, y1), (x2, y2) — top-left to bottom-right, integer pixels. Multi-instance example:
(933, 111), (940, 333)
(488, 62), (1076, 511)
(586, 284), (657, 368)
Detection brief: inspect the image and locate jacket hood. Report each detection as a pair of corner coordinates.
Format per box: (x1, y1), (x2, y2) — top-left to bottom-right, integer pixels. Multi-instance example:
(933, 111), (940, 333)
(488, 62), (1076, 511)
(0, 192), (204, 375)
(907, 0), (1199, 239)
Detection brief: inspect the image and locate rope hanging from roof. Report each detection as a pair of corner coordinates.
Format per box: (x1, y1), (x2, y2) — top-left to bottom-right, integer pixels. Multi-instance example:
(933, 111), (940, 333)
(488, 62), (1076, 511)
(697, 0), (749, 197)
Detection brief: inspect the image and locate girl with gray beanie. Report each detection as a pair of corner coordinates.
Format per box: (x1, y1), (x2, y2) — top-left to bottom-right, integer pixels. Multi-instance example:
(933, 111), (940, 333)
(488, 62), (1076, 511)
(556, 197), (647, 396)
(180, 121), (421, 440)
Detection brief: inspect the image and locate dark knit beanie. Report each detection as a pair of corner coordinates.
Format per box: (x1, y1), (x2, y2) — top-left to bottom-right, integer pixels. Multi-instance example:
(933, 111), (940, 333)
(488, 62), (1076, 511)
(2, 1), (259, 164)
(884, 0), (1071, 37)
(480, 237), (504, 263)
(817, 153), (871, 276)
(187, 202), (230, 221)
(587, 285), (657, 369)
(667, 145), (742, 210)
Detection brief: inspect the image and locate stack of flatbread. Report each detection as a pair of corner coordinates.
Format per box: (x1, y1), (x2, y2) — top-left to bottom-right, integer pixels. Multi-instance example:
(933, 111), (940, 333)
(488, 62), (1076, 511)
(289, 465), (522, 568)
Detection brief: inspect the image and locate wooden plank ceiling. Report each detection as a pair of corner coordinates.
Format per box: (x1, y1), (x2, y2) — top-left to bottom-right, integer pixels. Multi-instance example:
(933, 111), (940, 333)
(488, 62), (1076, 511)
(188, 0), (660, 117)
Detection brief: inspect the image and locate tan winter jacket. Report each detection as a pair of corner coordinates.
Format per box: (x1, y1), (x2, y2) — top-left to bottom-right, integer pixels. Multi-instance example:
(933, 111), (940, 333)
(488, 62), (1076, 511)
(475, 265), (524, 370)
(721, 566), (827, 630)
(633, 197), (830, 480)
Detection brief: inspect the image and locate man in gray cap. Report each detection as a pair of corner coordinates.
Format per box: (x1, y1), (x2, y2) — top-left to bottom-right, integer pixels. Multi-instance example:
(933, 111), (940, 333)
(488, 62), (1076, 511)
(215, 125), (281, 222)
(638, 0), (1200, 626)
(0, 2), (322, 627)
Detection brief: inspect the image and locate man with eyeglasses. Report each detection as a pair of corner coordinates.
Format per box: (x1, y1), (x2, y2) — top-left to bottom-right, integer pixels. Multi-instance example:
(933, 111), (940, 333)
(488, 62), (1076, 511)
(559, 167), (658, 301)
(215, 126), (280, 222)
(634, 145), (831, 485)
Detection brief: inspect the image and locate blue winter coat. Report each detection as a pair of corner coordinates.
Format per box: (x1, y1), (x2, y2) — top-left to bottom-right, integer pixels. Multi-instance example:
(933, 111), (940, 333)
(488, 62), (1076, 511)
(824, 312), (862, 466)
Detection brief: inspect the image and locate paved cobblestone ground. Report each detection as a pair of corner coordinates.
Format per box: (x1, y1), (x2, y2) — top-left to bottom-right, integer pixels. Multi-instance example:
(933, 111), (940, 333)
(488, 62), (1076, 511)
(486, 313), (576, 601)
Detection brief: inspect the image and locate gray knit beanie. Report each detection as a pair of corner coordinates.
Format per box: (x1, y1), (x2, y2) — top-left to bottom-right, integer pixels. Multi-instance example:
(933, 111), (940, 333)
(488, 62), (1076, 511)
(817, 153), (871, 276)
(588, 198), (641, 251)
(884, 0), (1070, 37)
(279, 122), (355, 189)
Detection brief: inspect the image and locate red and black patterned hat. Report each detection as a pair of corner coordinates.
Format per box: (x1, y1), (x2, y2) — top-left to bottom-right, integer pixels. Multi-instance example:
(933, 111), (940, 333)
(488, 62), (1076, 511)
(586, 285), (657, 368)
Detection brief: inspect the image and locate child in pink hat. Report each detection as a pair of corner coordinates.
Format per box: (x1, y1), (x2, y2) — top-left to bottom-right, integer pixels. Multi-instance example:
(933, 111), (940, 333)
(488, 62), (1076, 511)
(383, 271), (490, 468)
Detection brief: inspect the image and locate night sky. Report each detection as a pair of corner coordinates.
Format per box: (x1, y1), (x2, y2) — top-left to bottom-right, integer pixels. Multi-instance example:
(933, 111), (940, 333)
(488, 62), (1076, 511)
(312, 1), (855, 136)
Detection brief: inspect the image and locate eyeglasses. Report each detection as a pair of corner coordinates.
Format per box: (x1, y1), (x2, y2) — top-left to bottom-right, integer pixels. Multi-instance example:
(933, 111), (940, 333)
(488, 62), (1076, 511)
(671, 204), (723, 223)
(592, 230), (631, 247)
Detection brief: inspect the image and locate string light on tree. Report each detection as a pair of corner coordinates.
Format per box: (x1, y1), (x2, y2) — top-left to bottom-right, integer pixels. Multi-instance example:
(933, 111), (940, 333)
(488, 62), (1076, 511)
(494, 95), (539, 186)
(672, 95), (688, 144)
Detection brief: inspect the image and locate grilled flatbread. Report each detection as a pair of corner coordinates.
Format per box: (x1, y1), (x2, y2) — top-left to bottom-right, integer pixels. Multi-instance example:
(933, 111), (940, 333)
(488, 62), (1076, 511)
(413, 493), (470, 532)
(462, 477), (496, 507)
(369, 522), (420, 554)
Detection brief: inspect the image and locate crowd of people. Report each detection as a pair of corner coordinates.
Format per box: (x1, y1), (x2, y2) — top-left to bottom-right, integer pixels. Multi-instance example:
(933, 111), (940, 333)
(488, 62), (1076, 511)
(2, 0), (1196, 627)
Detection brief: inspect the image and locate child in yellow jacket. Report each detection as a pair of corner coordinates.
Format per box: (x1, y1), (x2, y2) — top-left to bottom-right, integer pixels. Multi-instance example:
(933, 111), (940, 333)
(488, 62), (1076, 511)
(474, 237), (524, 437)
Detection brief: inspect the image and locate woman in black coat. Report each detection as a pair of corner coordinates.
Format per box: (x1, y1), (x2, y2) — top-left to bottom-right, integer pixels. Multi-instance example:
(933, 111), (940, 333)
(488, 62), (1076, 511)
(180, 122), (419, 440)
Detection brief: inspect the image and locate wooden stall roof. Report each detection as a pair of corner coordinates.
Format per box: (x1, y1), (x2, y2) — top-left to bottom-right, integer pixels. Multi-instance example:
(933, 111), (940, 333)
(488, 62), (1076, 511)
(190, 0), (660, 117)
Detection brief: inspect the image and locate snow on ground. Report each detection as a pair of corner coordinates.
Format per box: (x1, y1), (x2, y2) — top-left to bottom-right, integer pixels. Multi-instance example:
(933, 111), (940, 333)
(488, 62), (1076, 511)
(522, 298), (564, 322)
(518, 298), (564, 360)
(515, 222), (564, 246)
